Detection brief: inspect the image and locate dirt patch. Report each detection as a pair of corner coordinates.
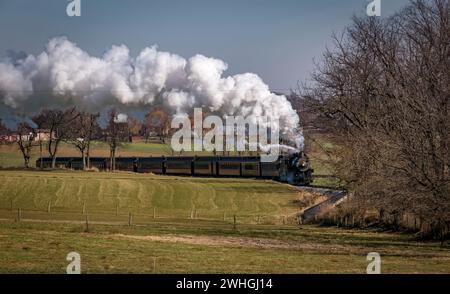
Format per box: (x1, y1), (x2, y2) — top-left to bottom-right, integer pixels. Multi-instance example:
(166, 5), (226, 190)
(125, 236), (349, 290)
(112, 233), (450, 258)
(113, 233), (350, 252)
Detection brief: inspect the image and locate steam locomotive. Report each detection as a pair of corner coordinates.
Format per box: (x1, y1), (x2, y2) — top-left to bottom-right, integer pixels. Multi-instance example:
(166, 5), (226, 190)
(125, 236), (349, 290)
(36, 152), (314, 185)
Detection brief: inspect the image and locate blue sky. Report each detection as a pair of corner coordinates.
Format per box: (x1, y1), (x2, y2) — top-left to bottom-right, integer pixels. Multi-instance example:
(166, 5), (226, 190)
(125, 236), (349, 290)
(0, 0), (410, 92)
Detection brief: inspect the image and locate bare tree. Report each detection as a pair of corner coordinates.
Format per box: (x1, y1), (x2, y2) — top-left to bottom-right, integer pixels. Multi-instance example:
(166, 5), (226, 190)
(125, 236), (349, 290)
(306, 0), (450, 239)
(16, 123), (37, 168)
(33, 107), (80, 168)
(105, 109), (128, 172)
(144, 108), (170, 143)
(66, 111), (100, 170)
(127, 116), (142, 140)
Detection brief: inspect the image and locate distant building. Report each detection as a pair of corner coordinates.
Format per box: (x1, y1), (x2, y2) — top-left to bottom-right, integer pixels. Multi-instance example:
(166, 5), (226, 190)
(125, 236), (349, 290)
(0, 129), (54, 143)
(34, 129), (53, 141)
(0, 134), (18, 143)
(131, 135), (142, 143)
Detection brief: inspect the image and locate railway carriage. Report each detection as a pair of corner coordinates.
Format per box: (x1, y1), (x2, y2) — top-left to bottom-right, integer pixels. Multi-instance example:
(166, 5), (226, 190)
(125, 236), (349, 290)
(193, 156), (217, 176)
(36, 153), (314, 185)
(138, 157), (165, 174)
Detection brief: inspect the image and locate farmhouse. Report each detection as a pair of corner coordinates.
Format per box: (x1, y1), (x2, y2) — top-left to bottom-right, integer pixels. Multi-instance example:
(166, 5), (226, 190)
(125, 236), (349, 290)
(0, 134), (18, 143)
(34, 129), (53, 141)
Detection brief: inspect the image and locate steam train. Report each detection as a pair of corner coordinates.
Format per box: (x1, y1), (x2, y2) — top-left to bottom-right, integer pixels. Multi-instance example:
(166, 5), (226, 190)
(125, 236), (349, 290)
(36, 153), (314, 185)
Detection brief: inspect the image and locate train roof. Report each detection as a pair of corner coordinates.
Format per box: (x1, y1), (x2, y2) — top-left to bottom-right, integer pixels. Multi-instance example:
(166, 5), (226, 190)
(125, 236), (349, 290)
(36, 155), (287, 162)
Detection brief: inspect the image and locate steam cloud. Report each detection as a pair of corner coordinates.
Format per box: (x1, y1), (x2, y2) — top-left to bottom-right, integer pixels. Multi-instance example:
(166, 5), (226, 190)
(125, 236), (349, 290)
(0, 37), (303, 149)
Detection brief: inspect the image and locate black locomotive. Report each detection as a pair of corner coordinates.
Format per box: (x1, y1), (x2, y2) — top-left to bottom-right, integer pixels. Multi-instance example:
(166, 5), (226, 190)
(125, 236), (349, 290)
(36, 152), (313, 185)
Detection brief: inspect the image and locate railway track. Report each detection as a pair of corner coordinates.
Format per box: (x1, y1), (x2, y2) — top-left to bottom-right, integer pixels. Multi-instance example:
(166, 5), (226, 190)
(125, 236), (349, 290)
(296, 185), (347, 223)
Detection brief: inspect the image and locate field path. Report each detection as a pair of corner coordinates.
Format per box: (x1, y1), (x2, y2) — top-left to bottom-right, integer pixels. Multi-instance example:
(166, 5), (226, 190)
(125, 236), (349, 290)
(113, 233), (354, 251)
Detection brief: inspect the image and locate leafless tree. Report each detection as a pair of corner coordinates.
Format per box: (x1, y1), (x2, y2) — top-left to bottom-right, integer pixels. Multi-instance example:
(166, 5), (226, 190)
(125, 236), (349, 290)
(16, 123), (37, 168)
(32, 107), (80, 168)
(105, 109), (128, 171)
(306, 0), (449, 239)
(66, 111), (100, 170)
(127, 116), (142, 139)
(143, 108), (170, 143)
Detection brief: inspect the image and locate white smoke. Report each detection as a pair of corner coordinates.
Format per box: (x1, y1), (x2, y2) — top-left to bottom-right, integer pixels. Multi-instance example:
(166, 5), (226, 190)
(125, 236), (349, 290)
(0, 37), (303, 149)
(114, 113), (128, 123)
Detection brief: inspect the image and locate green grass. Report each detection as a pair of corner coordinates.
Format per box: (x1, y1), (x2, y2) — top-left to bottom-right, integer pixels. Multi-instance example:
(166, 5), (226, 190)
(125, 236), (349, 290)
(0, 170), (448, 273)
(0, 221), (448, 273)
(312, 176), (342, 188)
(0, 170), (304, 222)
(0, 157), (448, 273)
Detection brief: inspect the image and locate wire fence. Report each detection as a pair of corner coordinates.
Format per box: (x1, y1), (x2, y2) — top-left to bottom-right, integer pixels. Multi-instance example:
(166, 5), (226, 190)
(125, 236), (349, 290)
(0, 205), (301, 229)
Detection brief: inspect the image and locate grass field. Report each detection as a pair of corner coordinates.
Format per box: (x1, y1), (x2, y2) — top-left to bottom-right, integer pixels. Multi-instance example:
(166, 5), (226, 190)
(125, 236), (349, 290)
(0, 170), (449, 273)
(0, 143), (448, 274)
(0, 170), (306, 223)
(1, 221), (449, 273)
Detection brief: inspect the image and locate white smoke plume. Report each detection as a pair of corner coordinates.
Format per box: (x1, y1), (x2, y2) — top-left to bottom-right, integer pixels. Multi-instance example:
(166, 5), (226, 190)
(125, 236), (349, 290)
(114, 113), (128, 123)
(0, 37), (303, 149)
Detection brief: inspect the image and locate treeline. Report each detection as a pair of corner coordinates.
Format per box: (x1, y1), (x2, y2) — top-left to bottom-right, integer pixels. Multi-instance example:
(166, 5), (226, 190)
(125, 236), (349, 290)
(305, 0), (449, 240)
(0, 107), (171, 171)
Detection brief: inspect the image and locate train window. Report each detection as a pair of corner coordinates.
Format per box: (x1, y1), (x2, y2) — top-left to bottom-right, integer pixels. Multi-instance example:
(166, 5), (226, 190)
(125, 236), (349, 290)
(244, 164), (258, 170)
(167, 162), (190, 169)
(195, 163), (210, 169)
(220, 162), (240, 170)
(261, 163), (280, 171)
(141, 162), (161, 169)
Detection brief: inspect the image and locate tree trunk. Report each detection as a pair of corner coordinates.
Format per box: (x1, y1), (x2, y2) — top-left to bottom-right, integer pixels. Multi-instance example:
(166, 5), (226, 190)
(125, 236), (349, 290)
(39, 141), (43, 170)
(86, 142), (91, 169)
(23, 155), (30, 168)
(49, 141), (59, 169)
(82, 151), (86, 170)
(112, 148), (116, 171)
(109, 149), (113, 172)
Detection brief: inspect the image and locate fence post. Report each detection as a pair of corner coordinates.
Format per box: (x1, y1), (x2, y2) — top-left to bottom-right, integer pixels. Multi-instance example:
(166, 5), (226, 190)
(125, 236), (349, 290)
(233, 215), (237, 230)
(85, 214), (89, 232)
(153, 207), (156, 219)
(128, 212), (132, 226)
(82, 201), (86, 215)
(116, 203), (119, 216)
(257, 215), (261, 224)
(47, 201), (51, 213)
